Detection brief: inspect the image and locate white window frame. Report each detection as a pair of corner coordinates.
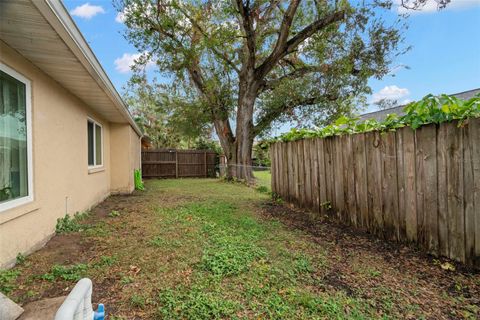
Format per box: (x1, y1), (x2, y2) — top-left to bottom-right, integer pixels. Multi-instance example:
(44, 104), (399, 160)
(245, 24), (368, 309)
(0, 63), (34, 213)
(87, 117), (103, 169)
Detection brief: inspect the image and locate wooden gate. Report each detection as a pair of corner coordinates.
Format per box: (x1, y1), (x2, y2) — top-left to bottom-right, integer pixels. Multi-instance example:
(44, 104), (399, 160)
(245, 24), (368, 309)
(141, 149), (217, 178)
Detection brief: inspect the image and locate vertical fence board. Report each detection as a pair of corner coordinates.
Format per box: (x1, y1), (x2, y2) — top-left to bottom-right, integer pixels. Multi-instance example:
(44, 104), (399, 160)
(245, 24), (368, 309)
(334, 136), (345, 220)
(353, 134), (368, 229)
(396, 130), (407, 240)
(341, 135), (350, 224)
(463, 123), (475, 263)
(283, 143), (289, 200)
(324, 138), (335, 215)
(446, 122), (465, 262)
(403, 128), (417, 242)
(381, 131), (399, 240)
(288, 142), (295, 202)
(415, 128), (427, 246)
(279, 143), (286, 197)
(423, 125), (439, 253)
(470, 119), (480, 262)
(344, 135), (357, 226)
(437, 124), (449, 257)
(317, 139), (327, 214)
(304, 139), (312, 208)
(292, 141), (299, 204)
(297, 140), (305, 207)
(367, 132), (383, 235)
(311, 139), (320, 212)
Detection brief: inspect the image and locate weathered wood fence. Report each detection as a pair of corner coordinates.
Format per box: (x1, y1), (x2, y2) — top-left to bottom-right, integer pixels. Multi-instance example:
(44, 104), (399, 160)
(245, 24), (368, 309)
(270, 119), (480, 266)
(142, 149), (217, 178)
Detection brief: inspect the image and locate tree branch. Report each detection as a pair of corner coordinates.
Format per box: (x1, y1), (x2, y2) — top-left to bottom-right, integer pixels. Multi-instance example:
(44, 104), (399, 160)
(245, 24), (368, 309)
(284, 10), (345, 55)
(269, 0), (301, 63)
(175, 5), (241, 74)
(259, 65), (326, 92)
(236, 0), (256, 68)
(253, 96), (321, 135)
(256, 10), (346, 80)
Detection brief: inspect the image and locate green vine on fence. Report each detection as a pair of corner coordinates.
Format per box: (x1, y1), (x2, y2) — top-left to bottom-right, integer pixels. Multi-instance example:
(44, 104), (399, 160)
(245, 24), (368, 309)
(272, 94), (480, 143)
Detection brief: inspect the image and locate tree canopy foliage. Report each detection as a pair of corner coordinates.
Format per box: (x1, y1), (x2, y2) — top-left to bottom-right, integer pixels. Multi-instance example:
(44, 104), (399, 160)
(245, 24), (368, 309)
(115, 0), (442, 179)
(124, 74), (215, 149)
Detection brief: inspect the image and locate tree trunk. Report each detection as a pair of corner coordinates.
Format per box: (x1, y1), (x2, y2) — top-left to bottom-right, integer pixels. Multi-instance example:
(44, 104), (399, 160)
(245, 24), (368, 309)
(214, 90), (256, 183)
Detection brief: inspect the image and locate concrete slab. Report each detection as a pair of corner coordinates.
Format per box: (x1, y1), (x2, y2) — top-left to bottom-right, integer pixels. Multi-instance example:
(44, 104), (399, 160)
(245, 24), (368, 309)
(0, 292), (24, 320)
(18, 296), (66, 320)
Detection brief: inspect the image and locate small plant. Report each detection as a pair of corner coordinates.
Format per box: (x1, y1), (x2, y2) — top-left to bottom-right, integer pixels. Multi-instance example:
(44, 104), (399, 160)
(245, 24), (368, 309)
(16, 252), (26, 265)
(157, 287), (239, 319)
(130, 294), (147, 308)
(83, 221), (110, 237)
(94, 255), (117, 267)
(201, 235), (266, 277)
(134, 169), (145, 191)
(108, 210), (121, 218)
(120, 276), (134, 285)
(55, 211), (89, 234)
(41, 263), (88, 282)
(271, 192), (285, 204)
(320, 201), (332, 210)
(0, 269), (20, 294)
(256, 185), (269, 193)
(294, 255), (314, 274)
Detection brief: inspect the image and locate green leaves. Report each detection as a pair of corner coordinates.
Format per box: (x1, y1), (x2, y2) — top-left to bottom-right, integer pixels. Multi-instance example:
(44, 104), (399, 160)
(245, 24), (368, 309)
(273, 93), (480, 142)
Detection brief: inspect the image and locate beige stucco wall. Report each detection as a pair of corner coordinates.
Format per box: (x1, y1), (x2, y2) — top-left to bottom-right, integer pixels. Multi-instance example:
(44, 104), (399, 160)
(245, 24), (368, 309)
(110, 124), (141, 194)
(0, 41), (140, 268)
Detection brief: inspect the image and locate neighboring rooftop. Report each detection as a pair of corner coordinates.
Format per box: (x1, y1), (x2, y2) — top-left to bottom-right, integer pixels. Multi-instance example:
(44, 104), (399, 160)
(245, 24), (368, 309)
(358, 88), (480, 122)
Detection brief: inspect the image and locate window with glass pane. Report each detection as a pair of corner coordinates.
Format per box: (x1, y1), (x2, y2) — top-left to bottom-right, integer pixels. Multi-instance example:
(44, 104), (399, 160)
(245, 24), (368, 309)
(95, 124), (102, 166)
(0, 70), (28, 203)
(87, 120), (102, 167)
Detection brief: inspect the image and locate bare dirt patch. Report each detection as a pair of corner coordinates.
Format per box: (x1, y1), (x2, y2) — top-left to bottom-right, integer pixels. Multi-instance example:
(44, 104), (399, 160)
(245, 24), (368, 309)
(259, 201), (480, 319)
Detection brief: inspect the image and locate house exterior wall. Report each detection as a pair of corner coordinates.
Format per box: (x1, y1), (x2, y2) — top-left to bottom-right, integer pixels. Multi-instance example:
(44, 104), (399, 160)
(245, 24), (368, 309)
(0, 41), (140, 268)
(110, 124), (141, 194)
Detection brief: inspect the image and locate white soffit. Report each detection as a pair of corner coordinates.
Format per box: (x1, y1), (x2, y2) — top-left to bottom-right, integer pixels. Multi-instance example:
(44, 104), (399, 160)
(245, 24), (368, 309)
(0, 0), (141, 136)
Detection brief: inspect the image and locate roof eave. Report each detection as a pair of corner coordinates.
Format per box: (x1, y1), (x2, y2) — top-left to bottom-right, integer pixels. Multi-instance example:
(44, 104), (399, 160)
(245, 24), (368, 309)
(32, 0), (142, 137)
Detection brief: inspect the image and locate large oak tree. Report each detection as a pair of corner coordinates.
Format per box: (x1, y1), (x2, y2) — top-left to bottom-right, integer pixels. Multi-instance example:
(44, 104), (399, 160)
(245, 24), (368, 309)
(115, 0), (438, 181)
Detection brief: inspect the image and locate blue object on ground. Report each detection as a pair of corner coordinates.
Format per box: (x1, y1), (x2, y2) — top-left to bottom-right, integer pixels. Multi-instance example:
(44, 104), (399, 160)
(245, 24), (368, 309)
(94, 304), (105, 320)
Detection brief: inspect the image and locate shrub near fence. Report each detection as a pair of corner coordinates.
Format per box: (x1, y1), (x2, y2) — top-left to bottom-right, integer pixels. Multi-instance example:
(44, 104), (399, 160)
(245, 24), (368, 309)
(270, 119), (480, 266)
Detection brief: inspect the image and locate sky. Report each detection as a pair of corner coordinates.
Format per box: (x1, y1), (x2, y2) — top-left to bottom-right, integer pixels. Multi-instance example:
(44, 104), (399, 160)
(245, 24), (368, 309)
(63, 0), (480, 122)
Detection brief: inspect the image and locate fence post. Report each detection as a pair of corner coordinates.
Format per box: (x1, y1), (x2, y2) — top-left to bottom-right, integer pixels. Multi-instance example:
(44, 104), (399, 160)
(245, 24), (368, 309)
(175, 150), (178, 178)
(204, 151), (207, 177)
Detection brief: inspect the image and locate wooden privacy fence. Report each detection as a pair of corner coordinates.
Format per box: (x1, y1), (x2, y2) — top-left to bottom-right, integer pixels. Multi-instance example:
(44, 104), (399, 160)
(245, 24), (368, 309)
(270, 119), (480, 266)
(142, 149), (217, 178)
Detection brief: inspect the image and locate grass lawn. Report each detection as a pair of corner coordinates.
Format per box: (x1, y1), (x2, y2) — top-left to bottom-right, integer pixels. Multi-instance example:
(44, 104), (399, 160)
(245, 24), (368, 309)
(253, 170), (271, 190)
(1, 179), (479, 319)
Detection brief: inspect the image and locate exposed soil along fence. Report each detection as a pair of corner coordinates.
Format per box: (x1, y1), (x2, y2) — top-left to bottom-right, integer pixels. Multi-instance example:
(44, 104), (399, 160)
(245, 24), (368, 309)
(142, 149), (217, 178)
(270, 119), (480, 266)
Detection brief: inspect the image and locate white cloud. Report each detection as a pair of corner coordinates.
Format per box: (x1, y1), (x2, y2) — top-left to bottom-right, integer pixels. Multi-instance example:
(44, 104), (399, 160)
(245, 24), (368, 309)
(371, 85), (410, 103)
(115, 12), (125, 23)
(114, 52), (155, 73)
(396, 0), (480, 14)
(70, 3), (105, 19)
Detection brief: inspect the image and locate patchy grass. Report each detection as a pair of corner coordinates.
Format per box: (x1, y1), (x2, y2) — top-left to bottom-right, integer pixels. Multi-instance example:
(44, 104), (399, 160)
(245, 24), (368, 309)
(254, 170), (271, 190)
(4, 179), (479, 319)
(55, 211), (90, 234)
